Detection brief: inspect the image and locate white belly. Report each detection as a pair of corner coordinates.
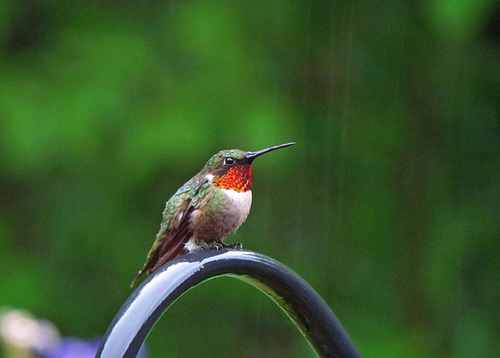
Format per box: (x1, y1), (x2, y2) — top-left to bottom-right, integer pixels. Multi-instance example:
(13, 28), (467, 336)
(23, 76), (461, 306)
(222, 189), (252, 219)
(191, 189), (252, 243)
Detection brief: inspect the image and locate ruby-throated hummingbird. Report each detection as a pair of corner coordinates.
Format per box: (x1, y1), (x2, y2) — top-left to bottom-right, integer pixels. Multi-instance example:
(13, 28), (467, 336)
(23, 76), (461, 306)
(131, 142), (295, 287)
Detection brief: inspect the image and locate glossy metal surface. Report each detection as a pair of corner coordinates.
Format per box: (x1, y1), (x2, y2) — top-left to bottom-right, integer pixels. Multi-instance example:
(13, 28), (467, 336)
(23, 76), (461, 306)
(96, 249), (361, 358)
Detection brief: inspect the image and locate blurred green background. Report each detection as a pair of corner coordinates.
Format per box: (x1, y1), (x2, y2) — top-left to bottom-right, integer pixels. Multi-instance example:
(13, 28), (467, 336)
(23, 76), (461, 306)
(1, 0), (499, 357)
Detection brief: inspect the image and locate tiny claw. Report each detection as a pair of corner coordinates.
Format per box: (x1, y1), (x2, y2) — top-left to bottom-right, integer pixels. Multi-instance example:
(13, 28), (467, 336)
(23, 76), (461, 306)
(210, 243), (223, 251)
(230, 242), (243, 250)
(214, 239), (243, 250)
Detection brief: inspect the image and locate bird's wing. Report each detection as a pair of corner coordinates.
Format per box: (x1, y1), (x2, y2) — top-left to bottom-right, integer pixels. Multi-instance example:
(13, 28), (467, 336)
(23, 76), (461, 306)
(130, 178), (212, 287)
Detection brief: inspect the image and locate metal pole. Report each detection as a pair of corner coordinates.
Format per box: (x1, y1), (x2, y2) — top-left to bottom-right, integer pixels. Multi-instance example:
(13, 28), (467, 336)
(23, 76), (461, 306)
(96, 249), (361, 358)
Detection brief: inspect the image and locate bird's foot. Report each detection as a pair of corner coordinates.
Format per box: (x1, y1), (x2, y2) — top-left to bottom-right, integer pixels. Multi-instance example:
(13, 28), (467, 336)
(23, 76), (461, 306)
(209, 242), (224, 251)
(228, 242), (243, 250)
(215, 240), (243, 250)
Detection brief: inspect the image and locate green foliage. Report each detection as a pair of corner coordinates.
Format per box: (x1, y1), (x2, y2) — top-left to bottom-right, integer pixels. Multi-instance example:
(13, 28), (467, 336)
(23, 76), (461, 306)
(0, 0), (499, 356)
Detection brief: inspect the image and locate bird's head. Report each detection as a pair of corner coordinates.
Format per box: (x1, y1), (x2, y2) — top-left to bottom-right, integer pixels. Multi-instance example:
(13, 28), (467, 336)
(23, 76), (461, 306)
(202, 142), (295, 192)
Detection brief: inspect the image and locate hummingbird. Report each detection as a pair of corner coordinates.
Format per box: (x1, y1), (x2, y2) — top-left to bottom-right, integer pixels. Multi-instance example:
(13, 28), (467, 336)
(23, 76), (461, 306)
(131, 142), (295, 287)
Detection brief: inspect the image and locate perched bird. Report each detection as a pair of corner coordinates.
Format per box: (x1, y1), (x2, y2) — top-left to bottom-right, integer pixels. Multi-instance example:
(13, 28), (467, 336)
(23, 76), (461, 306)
(131, 142), (295, 287)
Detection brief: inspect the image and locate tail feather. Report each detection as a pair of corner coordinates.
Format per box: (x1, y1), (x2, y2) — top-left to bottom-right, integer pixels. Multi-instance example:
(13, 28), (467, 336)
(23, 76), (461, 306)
(150, 223), (191, 272)
(130, 254), (157, 288)
(151, 241), (187, 272)
(130, 235), (191, 288)
(131, 202), (195, 288)
(130, 268), (147, 288)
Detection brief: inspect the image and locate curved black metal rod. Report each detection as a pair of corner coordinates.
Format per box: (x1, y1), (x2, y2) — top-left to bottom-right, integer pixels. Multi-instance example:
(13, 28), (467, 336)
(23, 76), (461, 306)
(96, 249), (361, 358)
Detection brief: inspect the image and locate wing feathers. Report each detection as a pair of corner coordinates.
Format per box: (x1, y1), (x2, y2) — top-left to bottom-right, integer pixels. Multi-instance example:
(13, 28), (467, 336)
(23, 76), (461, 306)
(130, 179), (211, 287)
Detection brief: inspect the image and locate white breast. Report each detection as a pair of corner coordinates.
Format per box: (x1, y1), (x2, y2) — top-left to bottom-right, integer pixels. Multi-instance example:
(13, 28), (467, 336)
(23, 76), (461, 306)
(220, 188), (252, 237)
(189, 187), (253, 244)
(222, 188), (252, 215)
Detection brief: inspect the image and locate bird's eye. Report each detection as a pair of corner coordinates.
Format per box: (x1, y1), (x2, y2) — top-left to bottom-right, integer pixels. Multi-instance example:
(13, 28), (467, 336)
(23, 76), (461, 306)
(224, 157), (235, 166)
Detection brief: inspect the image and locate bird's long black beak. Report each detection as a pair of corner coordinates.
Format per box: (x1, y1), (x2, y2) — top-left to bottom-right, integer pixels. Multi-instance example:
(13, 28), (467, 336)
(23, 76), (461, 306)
(243, 142), (295, 163)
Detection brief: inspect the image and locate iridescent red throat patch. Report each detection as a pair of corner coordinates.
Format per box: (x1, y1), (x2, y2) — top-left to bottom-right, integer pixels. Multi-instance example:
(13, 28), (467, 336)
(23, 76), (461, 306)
(213, 164), (252, 192)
